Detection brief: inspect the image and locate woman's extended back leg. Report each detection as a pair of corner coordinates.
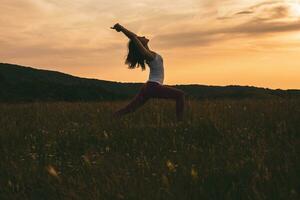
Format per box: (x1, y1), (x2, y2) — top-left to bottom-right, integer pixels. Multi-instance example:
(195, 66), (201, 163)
(113, 85), (149, 118)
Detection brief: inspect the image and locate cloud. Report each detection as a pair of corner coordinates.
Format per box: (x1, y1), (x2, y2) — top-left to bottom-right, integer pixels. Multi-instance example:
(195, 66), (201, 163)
(226, 20), (300, 34)
(264, 5), (290, 19)
(236, 11), (255, 15)
(154, 1), (300, 49)
(222, 0), (298, 20)
(154, 19), (300, 49)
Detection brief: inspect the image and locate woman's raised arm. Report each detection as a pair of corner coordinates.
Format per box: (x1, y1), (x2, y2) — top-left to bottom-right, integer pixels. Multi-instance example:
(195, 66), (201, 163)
(111, 23), (155, 60)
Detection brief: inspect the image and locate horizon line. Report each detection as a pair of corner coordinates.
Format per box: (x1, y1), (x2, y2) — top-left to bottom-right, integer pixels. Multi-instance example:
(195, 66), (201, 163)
(1, 62), (299, 91)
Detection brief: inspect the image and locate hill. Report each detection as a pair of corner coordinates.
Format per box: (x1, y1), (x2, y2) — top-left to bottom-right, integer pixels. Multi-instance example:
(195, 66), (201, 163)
(0, 63), (299, 102)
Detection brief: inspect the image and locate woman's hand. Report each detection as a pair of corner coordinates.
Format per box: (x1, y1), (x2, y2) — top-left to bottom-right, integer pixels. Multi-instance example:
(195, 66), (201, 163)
(111, 23), (123, 32)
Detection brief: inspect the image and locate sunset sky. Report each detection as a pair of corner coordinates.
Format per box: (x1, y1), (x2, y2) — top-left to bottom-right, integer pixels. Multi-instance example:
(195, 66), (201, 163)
(1, 0), (300, 89)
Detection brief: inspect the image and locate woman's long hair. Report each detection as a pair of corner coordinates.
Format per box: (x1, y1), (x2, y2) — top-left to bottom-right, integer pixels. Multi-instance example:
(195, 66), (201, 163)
(125, 40), (146, 70)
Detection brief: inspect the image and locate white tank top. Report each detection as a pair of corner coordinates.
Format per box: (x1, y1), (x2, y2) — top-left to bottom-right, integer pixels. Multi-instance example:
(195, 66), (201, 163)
(146, 53), (164, 85)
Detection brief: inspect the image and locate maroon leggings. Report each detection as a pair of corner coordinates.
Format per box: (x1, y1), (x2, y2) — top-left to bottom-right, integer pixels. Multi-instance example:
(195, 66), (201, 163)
(115, 81), (185, 120)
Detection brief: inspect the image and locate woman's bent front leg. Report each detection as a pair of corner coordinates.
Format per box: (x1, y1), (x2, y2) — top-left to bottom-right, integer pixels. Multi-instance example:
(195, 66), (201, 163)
(150, 84), (185, 121)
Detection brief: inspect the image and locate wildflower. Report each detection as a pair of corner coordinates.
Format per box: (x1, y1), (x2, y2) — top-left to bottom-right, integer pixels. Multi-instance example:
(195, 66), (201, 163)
(8, 180), (12, 187)
(191, 166), (199, 180)
(82, 155), (91, 165)
(103, 130), (109, 139)
(166, 160), (176, 172)
(46, 165), (59, 178)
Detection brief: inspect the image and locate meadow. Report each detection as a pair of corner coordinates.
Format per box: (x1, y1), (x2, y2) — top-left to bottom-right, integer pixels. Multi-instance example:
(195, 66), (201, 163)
(0, 99), (299, 200)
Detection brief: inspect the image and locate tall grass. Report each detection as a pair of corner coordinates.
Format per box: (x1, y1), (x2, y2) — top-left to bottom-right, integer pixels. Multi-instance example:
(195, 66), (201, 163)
(0, 99), (299, 199)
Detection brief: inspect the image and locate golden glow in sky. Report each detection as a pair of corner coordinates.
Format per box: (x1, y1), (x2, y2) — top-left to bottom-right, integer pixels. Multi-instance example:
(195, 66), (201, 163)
(1, 0), (300, 89)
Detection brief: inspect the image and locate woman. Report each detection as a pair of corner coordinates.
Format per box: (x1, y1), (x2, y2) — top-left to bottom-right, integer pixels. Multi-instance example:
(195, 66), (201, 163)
(111, 23), (185, 121)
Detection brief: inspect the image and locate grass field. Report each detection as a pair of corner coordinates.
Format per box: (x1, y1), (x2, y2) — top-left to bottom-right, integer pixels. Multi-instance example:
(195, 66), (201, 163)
(0, 99), (299, 199)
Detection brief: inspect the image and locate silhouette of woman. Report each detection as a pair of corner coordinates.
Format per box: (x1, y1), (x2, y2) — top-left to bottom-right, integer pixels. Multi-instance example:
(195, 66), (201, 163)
(111, 23), (185, 121)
